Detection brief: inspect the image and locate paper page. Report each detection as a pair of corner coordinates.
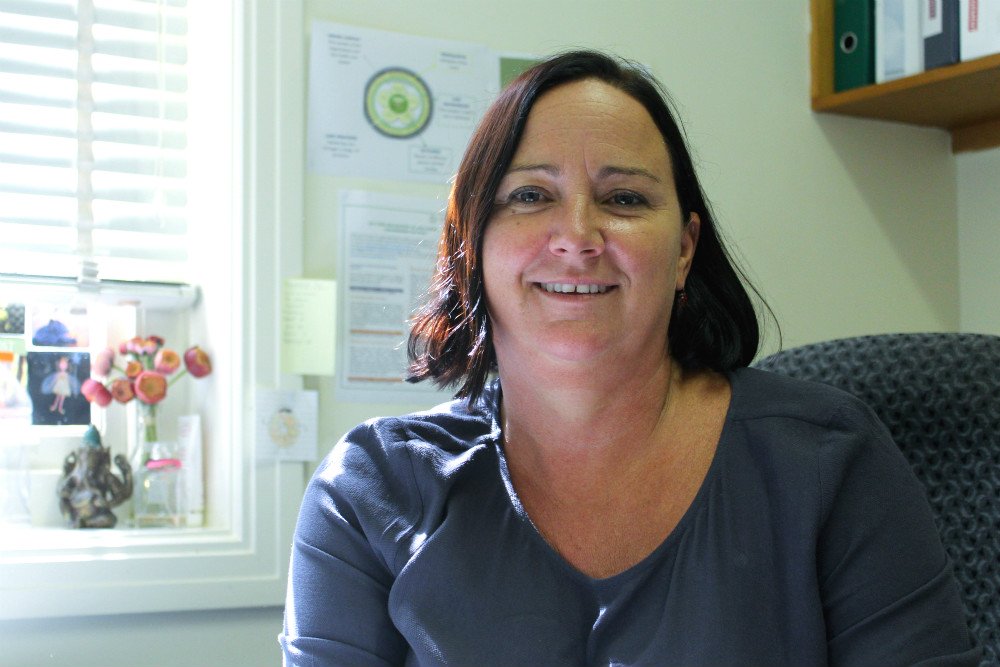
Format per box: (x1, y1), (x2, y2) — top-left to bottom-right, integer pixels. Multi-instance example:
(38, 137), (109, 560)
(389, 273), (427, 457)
(255, 389), (319, 462)
(336, 190), (452, 404)
(306, 20), (497, 183)
(281, 278), (336, 376)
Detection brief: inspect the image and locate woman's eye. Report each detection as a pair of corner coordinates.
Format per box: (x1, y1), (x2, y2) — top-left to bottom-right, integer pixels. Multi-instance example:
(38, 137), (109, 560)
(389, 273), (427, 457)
(609, 191), (645, 207)
(513, 189), (542, 204)
(509, 188), (545, 204)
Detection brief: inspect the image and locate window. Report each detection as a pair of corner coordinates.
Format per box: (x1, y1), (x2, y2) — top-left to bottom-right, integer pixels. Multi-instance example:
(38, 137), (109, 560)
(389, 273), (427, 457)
(0, 0), (191, 283)
(0, 0), (305, 619)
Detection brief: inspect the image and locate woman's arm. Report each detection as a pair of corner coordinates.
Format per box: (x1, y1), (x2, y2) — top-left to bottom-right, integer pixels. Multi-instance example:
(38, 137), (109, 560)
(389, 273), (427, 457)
(817, 401), (980, 666)
(280, 423), (417, 667)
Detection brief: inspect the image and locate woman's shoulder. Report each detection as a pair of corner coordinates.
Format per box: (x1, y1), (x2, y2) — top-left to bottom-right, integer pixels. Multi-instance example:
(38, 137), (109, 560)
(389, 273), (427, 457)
(721, 367), (927, 532)
(728, 365), (877, 430)
(314, 381), (501, 489)
(723, 366), (901, 482)
(299, 383), (503, 572)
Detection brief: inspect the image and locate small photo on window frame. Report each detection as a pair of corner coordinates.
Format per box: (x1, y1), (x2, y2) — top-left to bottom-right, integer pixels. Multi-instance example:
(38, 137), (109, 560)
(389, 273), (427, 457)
(27, 351), (91, 426)
(0, 303), (26, 335)
(30, 304), (90, 348)
(0, 348), (31, 425)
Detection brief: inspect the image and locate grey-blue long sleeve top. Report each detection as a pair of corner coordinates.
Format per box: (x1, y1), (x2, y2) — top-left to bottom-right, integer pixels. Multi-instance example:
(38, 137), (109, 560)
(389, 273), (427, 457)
(280, 367), (979, 666)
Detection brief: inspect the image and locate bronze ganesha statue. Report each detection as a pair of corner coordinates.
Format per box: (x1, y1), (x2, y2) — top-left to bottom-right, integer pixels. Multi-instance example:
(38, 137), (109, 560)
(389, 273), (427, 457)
(57, 425), (133, 528)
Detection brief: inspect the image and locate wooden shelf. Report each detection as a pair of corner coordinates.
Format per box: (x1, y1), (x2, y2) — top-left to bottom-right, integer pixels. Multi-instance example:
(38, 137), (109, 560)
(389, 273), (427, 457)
(810, 0), (1000, 153)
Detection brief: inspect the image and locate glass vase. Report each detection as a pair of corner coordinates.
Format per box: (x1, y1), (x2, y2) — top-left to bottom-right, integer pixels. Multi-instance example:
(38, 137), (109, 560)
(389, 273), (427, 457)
(131, 405), (184, 527)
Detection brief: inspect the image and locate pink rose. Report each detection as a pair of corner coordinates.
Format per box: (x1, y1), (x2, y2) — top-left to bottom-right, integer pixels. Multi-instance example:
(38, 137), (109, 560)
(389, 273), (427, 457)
(133, 371), (168, 404)
(110, 378), (135, 403)
(93, 347), (115, 377)
(141, 337), (159, 355)
(183, 346), (212, 378)
(81, 379), (112, 407)
(154, 348), (181, 375)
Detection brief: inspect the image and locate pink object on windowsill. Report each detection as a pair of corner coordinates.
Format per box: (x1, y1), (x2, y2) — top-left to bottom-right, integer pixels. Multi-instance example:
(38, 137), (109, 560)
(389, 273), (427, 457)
(145, 458), (182, 470)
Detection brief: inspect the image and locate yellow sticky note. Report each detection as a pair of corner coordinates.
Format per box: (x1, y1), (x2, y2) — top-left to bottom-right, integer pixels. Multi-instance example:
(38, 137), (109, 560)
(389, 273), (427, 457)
(281, 278), (336, 376)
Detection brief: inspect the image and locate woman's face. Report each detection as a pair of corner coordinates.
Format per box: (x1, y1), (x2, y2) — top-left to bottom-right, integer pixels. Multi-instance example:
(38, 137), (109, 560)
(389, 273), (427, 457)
(482, 78), (698, 373)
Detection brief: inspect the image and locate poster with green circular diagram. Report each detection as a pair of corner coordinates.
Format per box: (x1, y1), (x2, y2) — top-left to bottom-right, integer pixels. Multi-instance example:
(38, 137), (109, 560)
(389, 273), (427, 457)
(364, 68), (432, 139)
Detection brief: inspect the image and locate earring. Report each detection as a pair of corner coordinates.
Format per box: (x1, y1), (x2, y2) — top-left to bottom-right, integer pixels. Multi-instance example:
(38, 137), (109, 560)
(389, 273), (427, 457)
(676, 289), (688, 310)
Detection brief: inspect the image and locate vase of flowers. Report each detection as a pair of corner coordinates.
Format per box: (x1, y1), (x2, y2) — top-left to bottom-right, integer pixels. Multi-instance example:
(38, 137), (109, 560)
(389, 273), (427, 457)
(82, 336), (212, 527)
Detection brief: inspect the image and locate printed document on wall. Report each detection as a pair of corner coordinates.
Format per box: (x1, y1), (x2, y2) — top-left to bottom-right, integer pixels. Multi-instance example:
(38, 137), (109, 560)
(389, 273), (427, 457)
(307, 21), (497, 183)
(337, 190), (452, 404)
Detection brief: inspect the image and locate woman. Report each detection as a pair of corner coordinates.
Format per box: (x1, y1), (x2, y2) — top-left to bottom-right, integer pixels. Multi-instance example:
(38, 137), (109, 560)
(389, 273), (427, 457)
(281, 51), (978, 666)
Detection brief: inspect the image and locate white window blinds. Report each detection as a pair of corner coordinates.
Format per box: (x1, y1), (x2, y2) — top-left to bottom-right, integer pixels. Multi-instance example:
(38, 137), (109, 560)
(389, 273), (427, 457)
(0, 0), (189, 285)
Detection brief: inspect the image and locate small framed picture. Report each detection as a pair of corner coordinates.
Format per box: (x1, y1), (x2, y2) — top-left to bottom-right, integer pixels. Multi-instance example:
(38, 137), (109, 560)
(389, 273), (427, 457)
(30, 304), (90, 348)
(0, 303), (25, 335)
(26, 351), (91, 426)
(0, 349), (31, 424)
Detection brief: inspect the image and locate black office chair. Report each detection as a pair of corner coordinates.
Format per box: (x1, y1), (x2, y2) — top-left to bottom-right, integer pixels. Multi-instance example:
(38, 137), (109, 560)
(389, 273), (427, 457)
(754, 333), (1000, 666)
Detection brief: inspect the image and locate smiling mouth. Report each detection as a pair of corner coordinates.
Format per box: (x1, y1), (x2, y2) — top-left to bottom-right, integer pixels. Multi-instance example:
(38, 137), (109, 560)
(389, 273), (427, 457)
(538, 282), (612, 294)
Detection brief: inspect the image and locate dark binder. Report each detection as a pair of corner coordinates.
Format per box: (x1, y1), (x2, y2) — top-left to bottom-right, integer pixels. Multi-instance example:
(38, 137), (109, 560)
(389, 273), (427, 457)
(834, 0), (875, 92)
(925, 0), (960, 69)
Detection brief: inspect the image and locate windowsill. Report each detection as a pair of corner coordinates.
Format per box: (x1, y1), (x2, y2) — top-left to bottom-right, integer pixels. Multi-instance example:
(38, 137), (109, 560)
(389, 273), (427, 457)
(0, 457), (303, 621)
(0, 525), (235, 561)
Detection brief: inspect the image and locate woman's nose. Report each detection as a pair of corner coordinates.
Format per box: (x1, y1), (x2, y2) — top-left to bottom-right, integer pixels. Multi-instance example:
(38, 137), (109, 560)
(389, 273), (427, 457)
(548, 196), (605, 257)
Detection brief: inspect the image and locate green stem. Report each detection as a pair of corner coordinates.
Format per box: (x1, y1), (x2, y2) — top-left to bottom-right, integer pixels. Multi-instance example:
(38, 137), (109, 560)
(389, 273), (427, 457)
(167, 369), (189, 387)
(143, 404), (158, 443)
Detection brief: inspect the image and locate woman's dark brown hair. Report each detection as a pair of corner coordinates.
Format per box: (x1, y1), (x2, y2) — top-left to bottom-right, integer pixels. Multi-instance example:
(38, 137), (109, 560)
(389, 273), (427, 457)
(407, 49), (766, 403)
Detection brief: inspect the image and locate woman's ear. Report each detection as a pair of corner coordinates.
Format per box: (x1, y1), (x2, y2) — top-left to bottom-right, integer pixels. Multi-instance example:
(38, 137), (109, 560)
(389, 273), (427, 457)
(677, 212), (700, 289)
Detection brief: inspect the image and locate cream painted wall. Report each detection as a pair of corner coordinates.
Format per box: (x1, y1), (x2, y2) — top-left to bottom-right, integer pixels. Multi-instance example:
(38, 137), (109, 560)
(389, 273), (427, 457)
(303, 0), (961, 450)
(3, 2), (983, 666)
(958, 147), (1000, 335)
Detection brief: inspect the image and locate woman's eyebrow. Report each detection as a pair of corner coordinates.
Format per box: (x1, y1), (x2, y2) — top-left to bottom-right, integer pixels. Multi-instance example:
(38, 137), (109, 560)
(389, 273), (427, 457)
(597, 165), (662, 183)
(504, 163), (662, 183)
(505, 163), (560, 175)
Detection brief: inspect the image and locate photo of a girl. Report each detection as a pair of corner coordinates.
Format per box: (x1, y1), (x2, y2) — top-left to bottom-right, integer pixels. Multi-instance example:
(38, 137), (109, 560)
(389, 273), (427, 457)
(27, 351), (91, 426)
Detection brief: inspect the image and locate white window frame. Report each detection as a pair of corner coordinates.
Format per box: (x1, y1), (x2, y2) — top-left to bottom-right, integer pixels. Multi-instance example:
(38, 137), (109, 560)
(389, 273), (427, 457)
(0, 0), (305, 619)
